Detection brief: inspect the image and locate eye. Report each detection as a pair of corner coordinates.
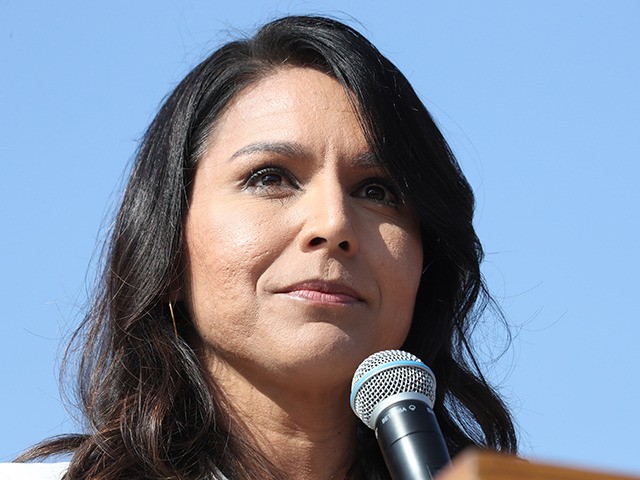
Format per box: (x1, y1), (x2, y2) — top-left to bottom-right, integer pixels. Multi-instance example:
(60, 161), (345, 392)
(245, 166), (299, 191)
(363, 185), (388, 201)
(354, 179), (401, 207)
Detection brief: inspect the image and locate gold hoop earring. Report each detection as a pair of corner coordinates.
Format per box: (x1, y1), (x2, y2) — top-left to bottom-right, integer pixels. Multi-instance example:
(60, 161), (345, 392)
(168, 301), (178, 337)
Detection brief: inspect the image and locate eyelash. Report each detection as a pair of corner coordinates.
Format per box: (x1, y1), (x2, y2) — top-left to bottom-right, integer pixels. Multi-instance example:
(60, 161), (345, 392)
(355, 178), (402, 208)
(245, 166), (299, 191)
(244, 165), (402, 208)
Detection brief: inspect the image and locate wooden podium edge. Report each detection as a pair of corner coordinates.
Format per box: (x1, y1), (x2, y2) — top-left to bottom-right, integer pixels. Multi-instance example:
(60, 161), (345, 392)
(436, 449), (640, 480)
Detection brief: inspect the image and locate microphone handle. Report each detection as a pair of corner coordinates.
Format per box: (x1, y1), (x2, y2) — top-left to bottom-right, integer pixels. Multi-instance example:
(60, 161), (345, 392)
(375, 398), (450, 480)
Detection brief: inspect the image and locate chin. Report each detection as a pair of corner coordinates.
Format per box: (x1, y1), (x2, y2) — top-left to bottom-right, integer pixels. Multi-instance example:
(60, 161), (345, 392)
(270, 336), (394, 391)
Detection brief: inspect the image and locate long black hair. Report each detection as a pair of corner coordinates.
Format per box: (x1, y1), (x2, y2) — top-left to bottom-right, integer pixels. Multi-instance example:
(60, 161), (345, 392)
(19, 15), (517, 479)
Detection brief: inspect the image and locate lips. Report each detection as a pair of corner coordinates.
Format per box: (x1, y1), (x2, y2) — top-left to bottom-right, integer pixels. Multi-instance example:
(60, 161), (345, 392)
(277, 280), (365, 305)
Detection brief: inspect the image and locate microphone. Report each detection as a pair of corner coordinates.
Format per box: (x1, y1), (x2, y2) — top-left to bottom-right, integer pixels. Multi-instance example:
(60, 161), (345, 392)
(350, 350), (450, 480)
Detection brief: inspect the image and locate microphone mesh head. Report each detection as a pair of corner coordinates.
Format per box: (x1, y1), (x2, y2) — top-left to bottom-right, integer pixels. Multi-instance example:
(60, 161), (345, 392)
(350, 350), (436, 429)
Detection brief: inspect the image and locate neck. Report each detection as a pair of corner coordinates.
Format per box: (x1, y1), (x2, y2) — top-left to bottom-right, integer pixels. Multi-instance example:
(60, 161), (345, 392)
(250, 408), (359, 480)
(207, 357), (362, 480)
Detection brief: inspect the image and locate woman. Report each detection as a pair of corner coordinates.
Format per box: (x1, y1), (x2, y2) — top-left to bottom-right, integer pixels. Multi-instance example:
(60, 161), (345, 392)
(13, 15), (517, 479)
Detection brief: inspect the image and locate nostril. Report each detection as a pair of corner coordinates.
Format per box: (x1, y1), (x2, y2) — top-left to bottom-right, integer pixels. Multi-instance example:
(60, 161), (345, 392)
(338, 241), (349, 251)
(310, 237), (326, 246)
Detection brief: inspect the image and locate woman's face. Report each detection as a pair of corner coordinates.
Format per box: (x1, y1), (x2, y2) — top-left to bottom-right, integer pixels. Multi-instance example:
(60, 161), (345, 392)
(183, 67), (423, 394)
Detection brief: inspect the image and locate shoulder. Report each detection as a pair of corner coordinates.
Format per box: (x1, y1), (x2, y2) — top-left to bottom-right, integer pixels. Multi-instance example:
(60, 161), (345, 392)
(0, 462), (231, 479)
(0, 463), (69, 480)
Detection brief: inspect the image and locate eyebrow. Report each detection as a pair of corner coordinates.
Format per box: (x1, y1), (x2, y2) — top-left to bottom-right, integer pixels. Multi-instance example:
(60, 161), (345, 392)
(230, 141), (308, 160)
(230, 141), (380, 168)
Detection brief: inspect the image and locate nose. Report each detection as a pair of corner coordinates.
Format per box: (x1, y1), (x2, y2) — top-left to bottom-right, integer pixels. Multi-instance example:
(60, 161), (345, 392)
(299, 181), (358, 256)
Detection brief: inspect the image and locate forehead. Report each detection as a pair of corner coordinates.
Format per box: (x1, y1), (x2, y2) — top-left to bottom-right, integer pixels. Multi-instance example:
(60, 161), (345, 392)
(204, 67), (369, 157)
(227, 67), (355, 116)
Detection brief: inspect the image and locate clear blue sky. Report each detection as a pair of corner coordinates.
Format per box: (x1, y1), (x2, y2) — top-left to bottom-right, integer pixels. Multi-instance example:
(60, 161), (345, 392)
(2, 0), (639, 475)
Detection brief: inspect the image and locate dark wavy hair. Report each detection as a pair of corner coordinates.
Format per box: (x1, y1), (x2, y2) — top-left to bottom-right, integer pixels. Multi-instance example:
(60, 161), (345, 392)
(19, 15), (517, 479)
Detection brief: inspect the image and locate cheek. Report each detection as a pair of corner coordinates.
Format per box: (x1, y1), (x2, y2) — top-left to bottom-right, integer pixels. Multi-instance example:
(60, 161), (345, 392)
(182, 203), (276, 324)
(377, 222), (423, 331)
(378, 222), (423, 280)
(186, 201), (276, 273)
